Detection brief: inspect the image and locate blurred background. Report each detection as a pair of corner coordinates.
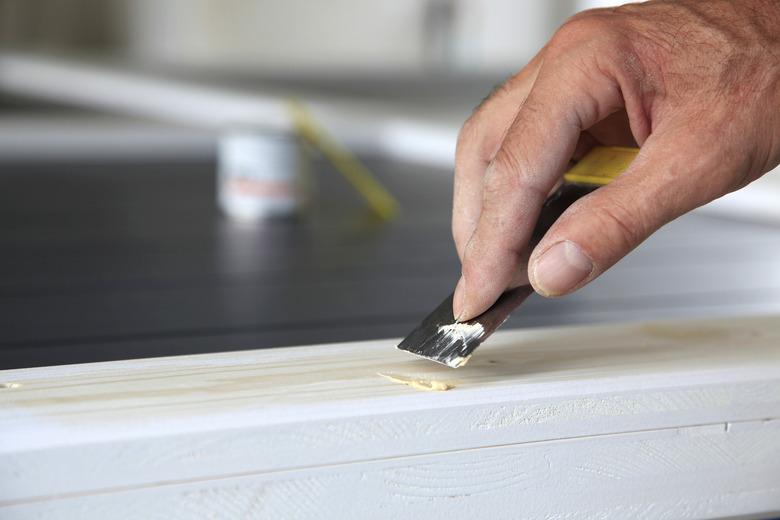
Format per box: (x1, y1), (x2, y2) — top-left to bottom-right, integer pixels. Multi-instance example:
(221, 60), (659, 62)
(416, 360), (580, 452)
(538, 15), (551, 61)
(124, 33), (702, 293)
(0, 0), (609, 71)
(1, 0), (778, 369)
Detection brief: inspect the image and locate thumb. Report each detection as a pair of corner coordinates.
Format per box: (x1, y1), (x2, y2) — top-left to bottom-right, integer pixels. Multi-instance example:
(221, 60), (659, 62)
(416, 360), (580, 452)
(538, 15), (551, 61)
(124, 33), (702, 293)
(528, 135), (727, 297)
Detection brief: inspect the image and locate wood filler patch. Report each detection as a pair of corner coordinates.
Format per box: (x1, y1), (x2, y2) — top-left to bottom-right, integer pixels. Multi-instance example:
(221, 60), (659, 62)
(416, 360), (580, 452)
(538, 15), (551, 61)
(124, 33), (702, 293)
(378, 372), (454, 392)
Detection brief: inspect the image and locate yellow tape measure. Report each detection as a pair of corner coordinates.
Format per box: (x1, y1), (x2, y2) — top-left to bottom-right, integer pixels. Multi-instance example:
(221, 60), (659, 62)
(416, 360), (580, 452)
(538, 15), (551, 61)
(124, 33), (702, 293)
(287, 99), (634, 219)
(564, 146), (639, 186)
(288, 100), (400, 221)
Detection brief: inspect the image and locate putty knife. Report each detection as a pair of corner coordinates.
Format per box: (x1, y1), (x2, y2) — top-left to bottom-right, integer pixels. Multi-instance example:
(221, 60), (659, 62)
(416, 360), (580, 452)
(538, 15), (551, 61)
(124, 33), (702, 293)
(397, 146), (639, 368)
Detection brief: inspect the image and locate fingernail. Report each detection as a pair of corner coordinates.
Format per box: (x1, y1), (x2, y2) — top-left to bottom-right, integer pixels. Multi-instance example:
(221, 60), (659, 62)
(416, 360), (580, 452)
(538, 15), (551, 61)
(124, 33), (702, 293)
(453, 276), (468, 321)
(532, 241), (592, 296)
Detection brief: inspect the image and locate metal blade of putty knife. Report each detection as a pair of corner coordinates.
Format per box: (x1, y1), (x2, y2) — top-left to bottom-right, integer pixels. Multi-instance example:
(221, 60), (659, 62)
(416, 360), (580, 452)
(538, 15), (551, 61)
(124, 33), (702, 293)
(396, 146), (640, 368)
(397, 286), (534, 368)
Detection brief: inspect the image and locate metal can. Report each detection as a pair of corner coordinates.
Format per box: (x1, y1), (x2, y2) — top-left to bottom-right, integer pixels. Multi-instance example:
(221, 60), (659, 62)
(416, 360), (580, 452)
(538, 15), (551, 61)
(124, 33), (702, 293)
(217, 129), (304, 220)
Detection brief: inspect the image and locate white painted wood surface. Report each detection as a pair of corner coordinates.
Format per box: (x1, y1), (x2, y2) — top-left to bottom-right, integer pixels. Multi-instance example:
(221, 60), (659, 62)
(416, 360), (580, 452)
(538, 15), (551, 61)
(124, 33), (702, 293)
(2, 315), (780, 519)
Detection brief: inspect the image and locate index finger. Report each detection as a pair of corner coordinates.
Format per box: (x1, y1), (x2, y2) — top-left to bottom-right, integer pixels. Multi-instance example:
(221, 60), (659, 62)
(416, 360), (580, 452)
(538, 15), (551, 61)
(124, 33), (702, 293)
(452, 53), (543, 260)
(453, 47), (628, 320)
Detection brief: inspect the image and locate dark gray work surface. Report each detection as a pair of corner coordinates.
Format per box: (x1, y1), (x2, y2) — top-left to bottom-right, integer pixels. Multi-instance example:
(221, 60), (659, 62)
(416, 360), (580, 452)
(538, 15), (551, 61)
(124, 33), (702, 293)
(1, 156), (779, 369)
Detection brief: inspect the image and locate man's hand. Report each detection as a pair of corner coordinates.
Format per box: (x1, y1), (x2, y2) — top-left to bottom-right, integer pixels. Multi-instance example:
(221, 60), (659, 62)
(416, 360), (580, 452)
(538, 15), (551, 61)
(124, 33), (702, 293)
(452, 0), (780, 321)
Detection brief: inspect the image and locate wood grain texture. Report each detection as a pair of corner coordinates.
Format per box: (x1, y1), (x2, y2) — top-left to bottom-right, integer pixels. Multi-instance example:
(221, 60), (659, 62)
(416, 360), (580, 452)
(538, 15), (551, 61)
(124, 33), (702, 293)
(2, 315), (780, 519)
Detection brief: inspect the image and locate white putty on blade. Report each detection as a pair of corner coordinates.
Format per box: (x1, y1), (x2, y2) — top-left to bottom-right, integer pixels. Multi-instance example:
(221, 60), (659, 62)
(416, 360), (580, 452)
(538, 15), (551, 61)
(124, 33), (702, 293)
(397, 287), (535, 368)
(446, 355), (472, 368)
(437, 322), (485, 343)
(434, 322), (484, 367)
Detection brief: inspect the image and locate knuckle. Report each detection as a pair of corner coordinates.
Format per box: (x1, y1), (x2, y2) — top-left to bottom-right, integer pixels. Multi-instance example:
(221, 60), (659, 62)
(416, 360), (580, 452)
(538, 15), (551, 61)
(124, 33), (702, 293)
(455, 115), (480, 158)
(481, 168), (509, 204)
(485, 155), (522, 201)
(460, 250), (490, 289)
(491, 147), (523, 186)
(451, 219), (463, 244)
(488, 145), (547, 202)
(551, 12), (609, 51)
(593, 198), (646, 250)
(455, 112), (504, 170)
(549, 10), (630, 62)
(452, 218), (472, 254)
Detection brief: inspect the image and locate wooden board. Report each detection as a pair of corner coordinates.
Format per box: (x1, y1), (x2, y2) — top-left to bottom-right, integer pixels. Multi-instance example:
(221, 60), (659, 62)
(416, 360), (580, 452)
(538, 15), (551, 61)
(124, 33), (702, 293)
(2, 315), (780, 519)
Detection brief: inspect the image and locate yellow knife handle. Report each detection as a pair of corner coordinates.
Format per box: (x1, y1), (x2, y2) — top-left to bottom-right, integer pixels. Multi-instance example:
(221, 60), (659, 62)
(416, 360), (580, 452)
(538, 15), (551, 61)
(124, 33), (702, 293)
(532, 146), (639, 243)
(564, 146), (639, 186)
